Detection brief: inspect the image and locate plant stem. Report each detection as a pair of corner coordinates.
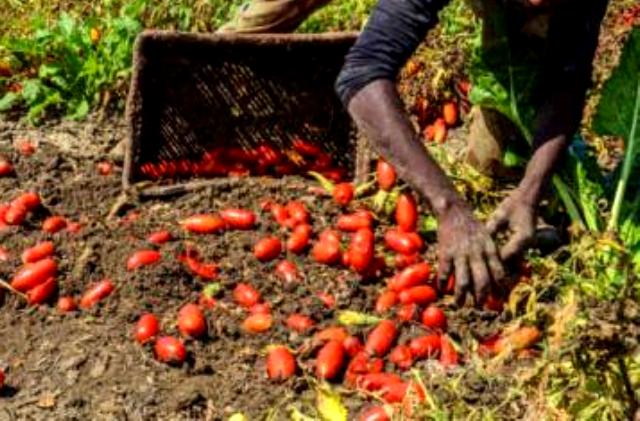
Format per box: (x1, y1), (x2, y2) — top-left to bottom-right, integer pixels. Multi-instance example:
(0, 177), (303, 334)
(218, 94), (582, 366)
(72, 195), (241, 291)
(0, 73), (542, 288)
(608, 79), (640, 232)
(552, 176), (586, 229)
(0, 278), (28, 301)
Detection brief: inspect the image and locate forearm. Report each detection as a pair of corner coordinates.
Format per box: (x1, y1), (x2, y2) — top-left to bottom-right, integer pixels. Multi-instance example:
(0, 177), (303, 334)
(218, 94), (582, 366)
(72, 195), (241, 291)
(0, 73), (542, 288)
(348, 80), (463, 217)
(517, 134), (568, 205)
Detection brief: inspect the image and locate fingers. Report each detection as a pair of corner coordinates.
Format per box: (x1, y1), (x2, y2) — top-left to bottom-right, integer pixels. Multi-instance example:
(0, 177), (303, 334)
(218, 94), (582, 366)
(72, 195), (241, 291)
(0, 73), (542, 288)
(500, 227), (534, 262)
(486, 208), (508, 235)
(437, 254), (453, 294)
(469, 254), (491, 306)
(454, 256), (470, 307)
(484, 239), (505, 283)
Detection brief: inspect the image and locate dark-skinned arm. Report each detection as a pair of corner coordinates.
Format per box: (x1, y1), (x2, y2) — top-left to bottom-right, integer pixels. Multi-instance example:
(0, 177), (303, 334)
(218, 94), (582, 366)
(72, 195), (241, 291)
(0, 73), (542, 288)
(487, 0), (609, 261)
(336, 0), (504, 305)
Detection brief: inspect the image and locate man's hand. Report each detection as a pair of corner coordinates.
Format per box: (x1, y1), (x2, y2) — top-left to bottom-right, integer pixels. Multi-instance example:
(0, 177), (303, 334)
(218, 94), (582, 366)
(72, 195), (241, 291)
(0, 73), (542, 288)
(487, 190), (537, 263)
(437, 202), (505, 306)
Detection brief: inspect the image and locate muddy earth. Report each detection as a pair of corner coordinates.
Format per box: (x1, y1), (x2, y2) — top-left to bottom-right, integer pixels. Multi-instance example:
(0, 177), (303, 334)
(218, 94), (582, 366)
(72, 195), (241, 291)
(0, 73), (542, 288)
(0, 115), (524, 420)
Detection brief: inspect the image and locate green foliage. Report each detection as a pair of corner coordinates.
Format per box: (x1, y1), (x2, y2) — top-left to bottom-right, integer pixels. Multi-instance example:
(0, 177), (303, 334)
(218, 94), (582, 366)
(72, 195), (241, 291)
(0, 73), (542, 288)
(593, 28), (640, 234)
(298, 0), (376, 33)
(0, 2), (144, 122)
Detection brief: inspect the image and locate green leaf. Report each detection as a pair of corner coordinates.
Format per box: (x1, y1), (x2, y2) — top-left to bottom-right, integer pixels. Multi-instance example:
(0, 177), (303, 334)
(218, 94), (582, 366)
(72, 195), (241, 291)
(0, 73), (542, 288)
(558, 137), (605, 232)
(202, 282), (222, 298)
(316, 384), (347, 421)
(0, 92), (20, 112)
(66, 99), (90, 120)
(337, 310), (380, 326)
(468, 9), (538, 142)
(308, 171), (335, 193)
(593, 28), (640, 232)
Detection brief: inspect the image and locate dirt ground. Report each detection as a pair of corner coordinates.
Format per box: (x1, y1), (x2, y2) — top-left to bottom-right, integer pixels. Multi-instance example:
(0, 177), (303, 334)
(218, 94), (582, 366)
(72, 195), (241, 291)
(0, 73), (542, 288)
(0, 2), (637, 419)
(0, 115), (523, 420)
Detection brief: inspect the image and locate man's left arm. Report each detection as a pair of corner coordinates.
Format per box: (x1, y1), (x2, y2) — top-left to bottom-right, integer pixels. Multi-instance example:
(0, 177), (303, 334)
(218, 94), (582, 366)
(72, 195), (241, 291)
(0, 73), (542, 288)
(488, 0), (609, 261)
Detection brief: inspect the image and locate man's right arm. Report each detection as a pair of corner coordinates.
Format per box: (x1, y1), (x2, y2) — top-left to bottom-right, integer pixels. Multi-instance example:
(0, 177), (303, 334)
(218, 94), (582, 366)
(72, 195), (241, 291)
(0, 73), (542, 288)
(335, 0), (505, 305)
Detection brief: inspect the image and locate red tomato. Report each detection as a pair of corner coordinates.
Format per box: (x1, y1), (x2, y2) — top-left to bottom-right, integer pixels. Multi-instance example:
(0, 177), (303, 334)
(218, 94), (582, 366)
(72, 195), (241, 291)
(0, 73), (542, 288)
(395, 193), (418, 232)
(42, 216), (67, 233)
(199, 294), (217, 310)
(443, 102), (458, 126)
(484, 293), (504, 312)
(57, 296), (77, 313)
(375, 290), (398, 314)
(365, 320), (397, 357)
(79, 279), (115, 309)
(382, 381), (426, 404)
(134, 313), (160, 344)
(398, 285), (437, 306)
(180, 214), (226, 234)
(126, 250), (161, 271)
(312, 231), (342, 266)
(317, 291), (336, 308)
(285, 313), (315, 332)
(178, 303), (207, 338)
(17, 139), (36, 155)
(11, 258), (57, 292)
(357, 372), (403, 392)
(409, 334), (441, 359)
(314, 326), (348, 343)
(0, 159), (14, 177)
(336, 210), (373, 232)
(394, 253), (420, 269)
(4, 203), (27, 225)
(286, 223), (312, 254)
(389, 345), (414, 370)
(154, 336), (186, 364)
(275, 260), (299, 283)
(253, 236), (282, 262)
(388, 262), (432, 292)
(315, 340), (345, 380)
(220, 208), (256, 230)
(242, 313), (273, 333)
(96, 161), (113, 176)
(27, 277), (57, 305)
(421, 305), (447, 330)
(14, 192), (41, 211)
(396, 303), (418, 322)
(345, 352), (384, 386)
(343, 335), (364, 357)
(270, 204), (289, 226)
(348, 228), (375, 273)
(292, 138), (322, 156)
(384, 229), (422, 255)
(433, 118), (447, 143)
(284, 201), (309, 227)
(21, 241), (54, 264)
(439, 335), (459, 367)
(266, 346), (296, 381)
(332, 183), (354, 206)
(147, 230), (172, 245)
(250, 302), (271, 315)
(0, 368), (4, 390)
(233, 283), (261, 308)
(376, 159), (397, 191)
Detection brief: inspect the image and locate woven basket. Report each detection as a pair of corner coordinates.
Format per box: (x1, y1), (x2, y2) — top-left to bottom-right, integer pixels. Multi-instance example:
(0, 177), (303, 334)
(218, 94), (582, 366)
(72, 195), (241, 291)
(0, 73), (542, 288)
(123, 30), (364, 195)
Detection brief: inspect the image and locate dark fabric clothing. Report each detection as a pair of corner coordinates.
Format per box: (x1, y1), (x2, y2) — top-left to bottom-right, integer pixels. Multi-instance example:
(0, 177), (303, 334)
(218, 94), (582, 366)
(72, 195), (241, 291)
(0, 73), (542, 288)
(335, 0), (609, 142)
(335, 0), (448, 105)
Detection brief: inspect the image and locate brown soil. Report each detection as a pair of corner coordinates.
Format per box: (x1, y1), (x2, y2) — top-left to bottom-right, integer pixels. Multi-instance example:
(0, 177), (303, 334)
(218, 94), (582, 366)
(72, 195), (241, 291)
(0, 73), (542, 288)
(0, 116), (525, 420)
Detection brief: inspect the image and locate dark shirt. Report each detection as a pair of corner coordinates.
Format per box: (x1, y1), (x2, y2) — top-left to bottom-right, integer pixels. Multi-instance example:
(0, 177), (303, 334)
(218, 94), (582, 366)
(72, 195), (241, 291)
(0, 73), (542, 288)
(335, 0), (609, 139)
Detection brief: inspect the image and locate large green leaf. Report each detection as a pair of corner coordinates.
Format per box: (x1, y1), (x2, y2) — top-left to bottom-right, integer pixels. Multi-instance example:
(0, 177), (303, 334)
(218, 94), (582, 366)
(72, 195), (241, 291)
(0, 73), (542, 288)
(593, 28), (640, 233)
(468, 9), (538, 142)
